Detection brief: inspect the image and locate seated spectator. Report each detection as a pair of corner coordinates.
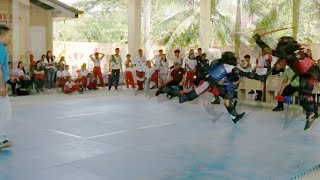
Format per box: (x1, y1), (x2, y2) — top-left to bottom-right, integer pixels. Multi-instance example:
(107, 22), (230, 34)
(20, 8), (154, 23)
(56, 65), (66, 91)
(317, 59), (320, 67)
(7, 62), (19, 96)
(64, 76), (83, 95)
(33, 61), (45, 93)
(64, 65), (71, 78)
(87, 73), (98, 90)
(125, 54), (135, 89)
(145, 60), (155, 90)
(14, 61), (32, 95)
(40, 54), (46, 67)
(155, 62), (186, 98)
(77, 63), (89, 90)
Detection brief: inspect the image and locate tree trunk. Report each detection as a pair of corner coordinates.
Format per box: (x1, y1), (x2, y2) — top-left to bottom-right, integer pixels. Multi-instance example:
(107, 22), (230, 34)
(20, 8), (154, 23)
(234, 0), (242, 60)
(292, 0), (300, 39)
(143, 0), (152, 59)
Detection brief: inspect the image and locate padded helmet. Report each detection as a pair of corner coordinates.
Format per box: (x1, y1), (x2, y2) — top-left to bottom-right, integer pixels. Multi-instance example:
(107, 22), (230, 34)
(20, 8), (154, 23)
(220, 51), (237, 66)
(275, 36), (300, 57)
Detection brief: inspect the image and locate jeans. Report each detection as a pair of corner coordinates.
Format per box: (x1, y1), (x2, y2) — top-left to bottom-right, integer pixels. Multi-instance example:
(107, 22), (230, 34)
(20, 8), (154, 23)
(34, 79), (44, 91)
(45, 68), (56, 89)
(0, 96), (11, 141)
(109, 69), (120, 88)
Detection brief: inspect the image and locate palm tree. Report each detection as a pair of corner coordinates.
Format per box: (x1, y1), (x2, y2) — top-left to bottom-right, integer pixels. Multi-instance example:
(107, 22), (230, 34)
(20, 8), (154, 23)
(234, 0), (242, 59)
(143, 0), (152, 59)
(292, 0), (301, 39)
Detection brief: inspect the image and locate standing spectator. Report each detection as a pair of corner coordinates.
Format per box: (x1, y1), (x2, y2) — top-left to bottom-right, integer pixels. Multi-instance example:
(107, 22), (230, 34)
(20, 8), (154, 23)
(151, 49), (163, 89)
(40, 55), (46, 67)
(145, 60), (155, 90)
(195, 48), (203, 62)
(133, 49), (147, 90)
(238, 55), (253, 73)
(185, 51), (197, 89)
(44, 51), (56, 89)
(0, 26), (12, 149)
(108, 48), (122, 90)
(125, 54), (135, 89)
(33, 61), (45, 93)
(57, 56), (66, 68)
(90, 52), (105, 87)
(172, 49), (183, 67)
(29, 54), (36, 72)
(160, 54), (169, 85)
(195, 53), (209, 86)
(254, 49), (272, 101)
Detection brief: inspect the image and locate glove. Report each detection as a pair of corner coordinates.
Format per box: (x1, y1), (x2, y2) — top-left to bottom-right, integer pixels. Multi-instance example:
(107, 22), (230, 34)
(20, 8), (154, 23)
(252, 34), (261, 41)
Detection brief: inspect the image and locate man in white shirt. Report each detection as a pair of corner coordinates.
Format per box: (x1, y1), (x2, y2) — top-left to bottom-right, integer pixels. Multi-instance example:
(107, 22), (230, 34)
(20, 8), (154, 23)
(133, 49), (147, 90)
(90, 52), (105, 87)
(151, 49), (163, 88)
(254, 50), (272, 101)
(109, 48), (123, 90)
(172, 49), (183, 67)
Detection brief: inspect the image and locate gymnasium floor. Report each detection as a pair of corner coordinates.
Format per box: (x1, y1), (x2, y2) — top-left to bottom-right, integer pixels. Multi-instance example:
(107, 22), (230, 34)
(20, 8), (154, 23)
(0, 88), (319, 180)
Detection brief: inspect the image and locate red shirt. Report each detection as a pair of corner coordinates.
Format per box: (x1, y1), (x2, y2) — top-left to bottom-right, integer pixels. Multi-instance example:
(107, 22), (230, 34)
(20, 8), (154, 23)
(171, 67), (185, 83)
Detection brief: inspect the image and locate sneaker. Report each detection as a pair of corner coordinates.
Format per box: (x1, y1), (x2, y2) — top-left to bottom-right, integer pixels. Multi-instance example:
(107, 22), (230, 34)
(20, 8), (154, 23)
(232, 112), (245, 124)
(211, 100), (220, 105)
(272, 106), (284, 112)
(0, 140), (12, 149)
(304, 119), (315, 131)
(150, 86), (155, 89)
(108, 87), (111, 90)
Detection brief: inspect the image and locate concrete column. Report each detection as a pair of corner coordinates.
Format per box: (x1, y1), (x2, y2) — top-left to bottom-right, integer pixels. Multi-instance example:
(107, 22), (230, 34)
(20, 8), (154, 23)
(12, 0), (19, 64)
(46, 10), (53, 51)
(199, 0), (211, 50)
(128, 0), (141, 57)
(18, 0), (30, 65)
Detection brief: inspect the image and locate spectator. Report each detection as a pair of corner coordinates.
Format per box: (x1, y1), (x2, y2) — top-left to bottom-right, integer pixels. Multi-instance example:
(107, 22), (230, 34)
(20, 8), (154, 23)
(40, 55), (46, 67)
(29, 54), (36, 72)
(172, 49), (183, 67)
(33, 61), (45, 93)
(64, 65), (71, 78)
(57, 56), (66, 68)
(133, 49), (147, 90)
(14, 61), (32, 94)
(195, 53), (209, 86)
(124, 54), (135, 89)
(145, 60), (155, 90)
(90, 52), (105, 87)
(195, 48), (203, 62)
(64, 76), (83, 95)
(7, 62), (18, 96)
(254, 49), (272, 101)
(317, 59), (320, 67)
(108, 48), (122, 90)
(151, 49), (163, 89)
(306, 49), (313, 59)
(238, 55), (253, 73)
(87, 73), (98, 90)
(185, 50), (197, 89)
(160, 54), (169, 85)
(156, 62), (186, 97)
(44, 51), (56, 89)
(56, 65), (66, 91)
(77, 63), (89, 90)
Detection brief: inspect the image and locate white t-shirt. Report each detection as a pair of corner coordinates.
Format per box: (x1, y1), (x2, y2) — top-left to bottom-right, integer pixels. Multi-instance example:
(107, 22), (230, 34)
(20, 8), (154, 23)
(145, 67), (155, 79)
(80, 69), (89, 77)
(63, 70), (71, 77)
(92, 57), (102, 67)
(223, 64), (235, 73)
(110, 55), (122, 70)
(65, 81), (75, 89)
(186, 58), (197, 71)
(173, 56), (183, 66)
(13, 68), (25, 77)
(152, 55), (162, 70)
(56, 70), (65, 78)
(44, 58), (56, 69)
(160, 59), (169, 74)
(134, 56), (147, 72)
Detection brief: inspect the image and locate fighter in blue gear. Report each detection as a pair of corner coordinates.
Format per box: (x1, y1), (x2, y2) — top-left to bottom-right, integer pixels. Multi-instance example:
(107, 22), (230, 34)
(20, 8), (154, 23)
(178, 51), (264, 124)
(253, 34), (320, 131)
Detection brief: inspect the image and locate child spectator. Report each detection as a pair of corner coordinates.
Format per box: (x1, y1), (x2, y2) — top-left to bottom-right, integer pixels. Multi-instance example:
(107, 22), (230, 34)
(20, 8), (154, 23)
(160, 54), (169, 85)
(29, 54), (36, 72)
(145, 60), (155, 90)
(125, 54), (135, 89)
(317, 59), (320, 67)
(151, 49), (162, 88)
(185, 51), (197, 89)
(14, 61), (32, 94)
(64, 76), (83, 95)
(77, 63), (89, 90)
(133, 49), (147, 90)
(64, 65), (71, 78)
(33, 61), (45, 93)
(87, 73), (98, 90)
(238, 55), (253, 73)
(57, 56), (66, 68)
(56, 65), (66, 91)
(172, 49), (183, 67)
(90, 52), (105, 87)
(108, 48), (123, 90)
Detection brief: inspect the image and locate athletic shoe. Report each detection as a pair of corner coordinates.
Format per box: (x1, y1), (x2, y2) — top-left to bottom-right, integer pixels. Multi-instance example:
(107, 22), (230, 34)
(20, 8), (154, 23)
(0, 140), (12, 149)
(248, 90), (255, 94)
(304, 119), (315, 131)
(232, 112), (245, 124)
(272, 106), (284, 112)
(211, 100), (220, 105)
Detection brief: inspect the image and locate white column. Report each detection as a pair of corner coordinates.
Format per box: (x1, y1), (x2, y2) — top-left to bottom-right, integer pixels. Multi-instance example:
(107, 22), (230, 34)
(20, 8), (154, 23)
(12, 0), (19, 64)
(199, 0), (211, 50)
(128, 0), (141, 57)
(46, 10), (53, 51)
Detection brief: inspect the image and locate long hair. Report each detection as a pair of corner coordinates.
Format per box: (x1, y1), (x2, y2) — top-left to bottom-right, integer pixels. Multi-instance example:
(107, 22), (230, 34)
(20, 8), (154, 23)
(46, 51), (54, 62)
(17, 61), (25, 74)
